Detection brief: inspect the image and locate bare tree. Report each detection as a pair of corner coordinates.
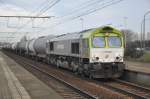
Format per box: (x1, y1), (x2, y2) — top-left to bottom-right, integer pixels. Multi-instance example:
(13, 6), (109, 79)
(121, 29), (136, 43)
(121, 29), (143, 58)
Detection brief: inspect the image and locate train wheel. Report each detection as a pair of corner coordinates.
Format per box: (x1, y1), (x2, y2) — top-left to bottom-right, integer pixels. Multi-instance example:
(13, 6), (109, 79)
(47, 58), (50, 64)
(71, 61), (78, 72)
(89, 73), (93, 79)
(74, 68), (79, 75)
(81, 73), (85, 78)
(56, 60), (60, 68)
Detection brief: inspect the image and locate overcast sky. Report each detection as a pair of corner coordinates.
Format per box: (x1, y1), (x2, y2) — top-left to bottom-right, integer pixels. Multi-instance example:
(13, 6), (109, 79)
(0, 0), (150, 42)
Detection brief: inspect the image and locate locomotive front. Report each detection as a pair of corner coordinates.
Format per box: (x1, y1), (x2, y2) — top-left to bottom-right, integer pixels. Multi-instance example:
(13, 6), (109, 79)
(88, 26), (125, 78)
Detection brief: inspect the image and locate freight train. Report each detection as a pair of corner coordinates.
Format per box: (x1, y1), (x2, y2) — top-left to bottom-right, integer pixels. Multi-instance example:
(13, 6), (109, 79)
(4, 26), (125, 79)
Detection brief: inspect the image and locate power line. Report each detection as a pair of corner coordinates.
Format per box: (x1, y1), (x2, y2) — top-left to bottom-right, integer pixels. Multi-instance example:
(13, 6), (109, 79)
(34, 0), (112, 30)
(0, 0), (54, 31)
(30, 0), (56, 16)
(8, 0), (105, 34)
(49, 0), (123, 26)
(31, 0), (54, 15)
(27, 0), (109, 28)
(14, 0), (60, 31)
(10, 0), (60, 37)
(0, 0), (60, 42)
(71, 0), (124, 20)
(60, 0), (104, 17)
(36, 0), (124, 33)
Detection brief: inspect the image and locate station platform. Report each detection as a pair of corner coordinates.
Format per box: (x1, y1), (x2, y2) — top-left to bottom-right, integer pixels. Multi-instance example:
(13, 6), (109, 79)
(0, 51), (63, 99)
(125, 61), (150, 74)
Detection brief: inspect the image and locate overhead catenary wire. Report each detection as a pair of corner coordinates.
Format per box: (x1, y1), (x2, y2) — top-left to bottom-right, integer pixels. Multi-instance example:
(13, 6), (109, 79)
(10, 0), (61, 38)
(33, 0), (115, 29)
(3, 0), (60, 43)
(30, 0), (54, 15)
(0, 0), (60, 42)
(30, 0), (105, 30)
(59, 0), (105, 18)
(36, 0), (124, 33)
(71, 0), (124, 20)
(46, 0), (123, 27)
(15, 0), (121, 34)
(0, 1), (57, 33)
(33, 0), (58, 15)
(14, 0), (60, 32)
(45, 0), (108, 22)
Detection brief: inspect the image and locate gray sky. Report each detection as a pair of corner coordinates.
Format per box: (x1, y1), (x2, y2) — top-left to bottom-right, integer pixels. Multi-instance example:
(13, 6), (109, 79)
(0, 0), (150, 42)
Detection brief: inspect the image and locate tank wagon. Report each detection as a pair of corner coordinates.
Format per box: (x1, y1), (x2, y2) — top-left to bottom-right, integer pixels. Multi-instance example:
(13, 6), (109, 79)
(46, 26), (125, 78)
(3, 43), (12, 50)
(11, 42), (18, 53)
(27, 39), (36, 56)
(12, 43), (17, 50)
(17, 39), (27, 55)
(33, 35), (54, 59)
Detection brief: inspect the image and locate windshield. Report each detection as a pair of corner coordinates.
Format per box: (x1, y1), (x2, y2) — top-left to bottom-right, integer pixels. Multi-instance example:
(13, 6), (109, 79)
(92, 37), (105, 47)
(108, 36), (121, 47)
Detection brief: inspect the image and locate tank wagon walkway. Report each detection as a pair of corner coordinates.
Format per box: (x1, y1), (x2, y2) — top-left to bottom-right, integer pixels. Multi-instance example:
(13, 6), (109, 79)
(0, 51), (63, 99)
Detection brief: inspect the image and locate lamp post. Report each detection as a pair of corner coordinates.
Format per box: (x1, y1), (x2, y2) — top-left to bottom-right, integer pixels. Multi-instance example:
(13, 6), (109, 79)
(123, 17), (128, 48)
(141, 20), (143, 49)
(143, 11), (150, 49)
(140, 18), (150, 49)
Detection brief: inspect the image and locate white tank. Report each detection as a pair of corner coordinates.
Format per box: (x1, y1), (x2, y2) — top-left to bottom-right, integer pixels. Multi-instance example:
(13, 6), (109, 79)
(28, 39), (36, 53)
(25, 40), (30, 52)
(18, 41), (27, 51)
(11, 42), (18, 50)
(33, 35), (54, 55)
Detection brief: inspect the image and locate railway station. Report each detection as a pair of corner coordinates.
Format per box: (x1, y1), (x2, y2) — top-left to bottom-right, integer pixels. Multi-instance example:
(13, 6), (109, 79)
(0, 0), (150, 99)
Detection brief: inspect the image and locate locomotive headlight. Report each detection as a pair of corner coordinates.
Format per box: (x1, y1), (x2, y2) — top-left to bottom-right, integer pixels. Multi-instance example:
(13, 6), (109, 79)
(92, 56), (99, 61)
(115, 55), (122, 61)
(96, 57), (99, 60)
(116, 56), (120, 60)
(92, 57), (96, 61)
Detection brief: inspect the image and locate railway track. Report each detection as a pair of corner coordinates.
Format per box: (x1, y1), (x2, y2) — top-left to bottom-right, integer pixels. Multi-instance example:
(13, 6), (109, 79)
(7, 54), (98, 99)
(21, 61), (97, 99)
(101, 79), (150, 99)
(5, 51), (150, 99)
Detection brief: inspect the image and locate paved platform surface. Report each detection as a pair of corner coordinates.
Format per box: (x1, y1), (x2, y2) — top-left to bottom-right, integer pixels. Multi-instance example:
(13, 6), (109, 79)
(0, 51), (63, 99)
(125, 61), (150, 74)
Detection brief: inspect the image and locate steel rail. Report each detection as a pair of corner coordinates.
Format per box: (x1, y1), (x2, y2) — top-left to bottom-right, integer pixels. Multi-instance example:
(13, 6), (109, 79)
(100, 79), (150, 99)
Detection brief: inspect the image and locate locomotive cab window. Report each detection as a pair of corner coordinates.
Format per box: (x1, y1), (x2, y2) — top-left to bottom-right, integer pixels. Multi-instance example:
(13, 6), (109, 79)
(92, 36), (105, 48)
(71, 42), (79, 54)
(50, 42), (54, 51)
(108, 36), (121, 48)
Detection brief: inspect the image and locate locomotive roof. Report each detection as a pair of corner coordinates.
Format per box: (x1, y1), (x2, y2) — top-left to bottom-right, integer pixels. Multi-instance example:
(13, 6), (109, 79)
(50, 26), (122, 41)
(50, 29), (94, 41)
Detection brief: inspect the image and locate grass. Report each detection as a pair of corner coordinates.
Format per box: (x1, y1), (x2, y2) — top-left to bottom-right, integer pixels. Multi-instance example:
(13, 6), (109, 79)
(138, 51), (150, 63)
(125, 51), (150, 63)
